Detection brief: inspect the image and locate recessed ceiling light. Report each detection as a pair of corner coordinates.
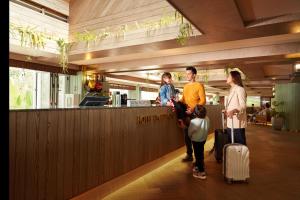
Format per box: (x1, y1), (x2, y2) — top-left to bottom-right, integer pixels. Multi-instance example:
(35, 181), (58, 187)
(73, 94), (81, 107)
(295, 63), (300, 71)
(291, 25), (300, 33)
(85, 53), (92, 60)
(272, 77), (276, 80)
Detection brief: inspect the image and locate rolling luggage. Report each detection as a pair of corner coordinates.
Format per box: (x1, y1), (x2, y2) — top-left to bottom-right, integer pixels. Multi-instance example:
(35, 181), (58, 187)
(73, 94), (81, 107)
(214, 112), (229, 163)
(223, 116), (250, 183)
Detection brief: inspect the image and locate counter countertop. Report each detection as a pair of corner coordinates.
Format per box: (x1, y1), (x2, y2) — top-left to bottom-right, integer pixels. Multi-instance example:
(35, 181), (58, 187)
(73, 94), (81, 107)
(9, 105), (166, 112)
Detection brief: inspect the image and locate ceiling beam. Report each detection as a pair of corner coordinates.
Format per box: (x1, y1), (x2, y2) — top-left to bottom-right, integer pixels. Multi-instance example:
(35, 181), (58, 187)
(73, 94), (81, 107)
(92, 41), (300, 72)
(104, 73), (160, 85)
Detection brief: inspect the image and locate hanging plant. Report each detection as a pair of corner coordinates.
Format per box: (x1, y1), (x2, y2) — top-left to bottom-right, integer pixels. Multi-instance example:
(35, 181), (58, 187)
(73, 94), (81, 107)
(224, 65), (247, 80)
(74, 29), (97, 48)
(72, 10), (195, 47)
(56, 38), (72, 73)
(176, 22), (193, 45)
(198, 69), (209, 83)
(9, 23), (47, 49)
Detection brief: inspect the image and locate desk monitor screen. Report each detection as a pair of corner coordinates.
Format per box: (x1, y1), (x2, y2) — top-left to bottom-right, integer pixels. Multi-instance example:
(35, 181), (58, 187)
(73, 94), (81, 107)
(79, 96), (109, 106)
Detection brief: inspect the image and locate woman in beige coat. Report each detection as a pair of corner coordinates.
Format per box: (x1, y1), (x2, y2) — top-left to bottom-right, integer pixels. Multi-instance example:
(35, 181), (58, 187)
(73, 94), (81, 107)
(225, 71), (247, 145)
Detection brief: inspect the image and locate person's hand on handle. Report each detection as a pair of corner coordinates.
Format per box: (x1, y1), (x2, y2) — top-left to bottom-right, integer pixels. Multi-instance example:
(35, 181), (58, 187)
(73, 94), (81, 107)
(186, 107), (194, 115)
(166, 101), (173, 106)
(226, 109), (239, 119)
(222, 109), (227, 115)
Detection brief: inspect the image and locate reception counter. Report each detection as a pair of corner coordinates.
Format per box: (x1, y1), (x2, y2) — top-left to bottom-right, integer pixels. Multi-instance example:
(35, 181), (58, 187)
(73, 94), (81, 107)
(9, 105), (223, 200)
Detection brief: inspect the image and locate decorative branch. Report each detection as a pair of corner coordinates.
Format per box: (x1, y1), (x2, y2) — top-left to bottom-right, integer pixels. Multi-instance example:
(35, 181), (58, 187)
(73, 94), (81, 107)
(56, 38), (72, 73)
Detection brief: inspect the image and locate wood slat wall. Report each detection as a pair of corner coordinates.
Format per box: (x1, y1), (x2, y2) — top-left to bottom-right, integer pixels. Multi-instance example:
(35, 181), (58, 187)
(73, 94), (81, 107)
(275, 83), (300, 131)
(68, 0), (200, 53)
(9, 107), (182, 200)
(9, 1), (68, 54)
(31, 0), (69, 16)
(9, 105), (223, 200)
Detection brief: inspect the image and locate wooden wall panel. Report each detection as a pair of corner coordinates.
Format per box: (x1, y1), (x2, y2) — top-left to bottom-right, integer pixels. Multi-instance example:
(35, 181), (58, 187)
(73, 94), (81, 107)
(31, 0), (69, 16)
(37, 111), (48, 200)
(63, 109), (74, 199)
(9, 112), (17, 200)
(275, 83), (300, 131)
(24, 112), (38, 200)
(14, 112), (27, 200)
(69, 0), (200, 53)
(9, 2), (68, 54)
(56, 110), (66, 200)
(9, 105), (222, 200)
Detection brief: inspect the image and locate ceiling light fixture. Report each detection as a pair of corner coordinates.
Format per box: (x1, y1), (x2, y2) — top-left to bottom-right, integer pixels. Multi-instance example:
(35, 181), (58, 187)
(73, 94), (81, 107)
(85, 53), (92, 60)
(295, 63), (300, 72)
(291, 25), (300, 33)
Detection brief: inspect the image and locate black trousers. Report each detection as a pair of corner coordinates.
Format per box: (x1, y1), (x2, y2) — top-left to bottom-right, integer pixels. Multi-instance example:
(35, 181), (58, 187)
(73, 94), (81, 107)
(184, 128), (193, 156)
(226, 128), (247, 145)
(172, 100), (187, 120)
(192, 140), (206, 172)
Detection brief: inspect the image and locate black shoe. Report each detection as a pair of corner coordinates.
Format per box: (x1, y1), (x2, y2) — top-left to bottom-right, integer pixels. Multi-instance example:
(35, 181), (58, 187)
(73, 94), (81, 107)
(182, 155), (193, 162)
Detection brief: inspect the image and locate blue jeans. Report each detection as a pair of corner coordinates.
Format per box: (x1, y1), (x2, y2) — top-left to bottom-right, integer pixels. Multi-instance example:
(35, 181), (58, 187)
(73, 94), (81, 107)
(226, 128), (247, 145)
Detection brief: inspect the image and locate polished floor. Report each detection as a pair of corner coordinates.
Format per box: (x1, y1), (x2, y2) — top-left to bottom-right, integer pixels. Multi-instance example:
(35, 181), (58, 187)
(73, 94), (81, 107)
(103, 125), (300, 200)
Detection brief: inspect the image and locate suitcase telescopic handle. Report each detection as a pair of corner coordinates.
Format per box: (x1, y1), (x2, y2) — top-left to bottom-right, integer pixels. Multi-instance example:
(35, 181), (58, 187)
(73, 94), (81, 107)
(221, 111), (225, 132)
(223, 111), (236, 144)
(231, 116), (234, 144)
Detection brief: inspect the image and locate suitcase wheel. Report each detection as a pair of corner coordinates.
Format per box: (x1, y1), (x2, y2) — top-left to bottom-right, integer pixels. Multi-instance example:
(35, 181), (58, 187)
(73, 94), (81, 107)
(226, 178), (233, 184)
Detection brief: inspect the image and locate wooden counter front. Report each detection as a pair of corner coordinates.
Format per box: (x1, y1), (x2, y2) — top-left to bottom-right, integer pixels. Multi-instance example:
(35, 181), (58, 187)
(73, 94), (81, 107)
(9, 105), (223, 200)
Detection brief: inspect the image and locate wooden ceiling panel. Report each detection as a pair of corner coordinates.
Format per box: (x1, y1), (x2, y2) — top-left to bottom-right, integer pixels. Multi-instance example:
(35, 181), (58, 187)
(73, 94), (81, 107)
(235, 0), (300, 22)
(263, 64), (294, 77)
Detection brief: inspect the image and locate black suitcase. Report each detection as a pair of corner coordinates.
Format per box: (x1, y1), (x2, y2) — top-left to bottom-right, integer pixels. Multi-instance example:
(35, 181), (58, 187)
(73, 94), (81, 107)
(214, 112), (229, 163)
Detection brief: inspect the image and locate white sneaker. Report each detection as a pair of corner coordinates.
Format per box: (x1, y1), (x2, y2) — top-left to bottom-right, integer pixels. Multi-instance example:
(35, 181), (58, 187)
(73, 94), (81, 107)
(193, 171), (207, 180)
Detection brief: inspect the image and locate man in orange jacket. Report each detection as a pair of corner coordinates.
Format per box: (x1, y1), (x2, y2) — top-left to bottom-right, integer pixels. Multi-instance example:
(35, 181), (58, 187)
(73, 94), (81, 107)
(180, 66), (206, 162)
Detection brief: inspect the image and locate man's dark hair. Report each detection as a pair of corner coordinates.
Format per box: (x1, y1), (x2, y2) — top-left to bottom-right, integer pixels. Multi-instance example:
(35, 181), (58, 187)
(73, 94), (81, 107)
(186, 66), (197, 75)
(265, 103), (270, 108)
(194, 105), (206, 118)
(252, 104), (254, 106)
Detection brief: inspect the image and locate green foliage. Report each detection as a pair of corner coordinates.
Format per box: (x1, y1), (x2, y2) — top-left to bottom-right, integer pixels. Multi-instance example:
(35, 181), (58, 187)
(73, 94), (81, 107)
(9, 23), (48, 49)
(56, 38), (72, 73)
(73, 10), (194, 46)
(74, 29), (98, 48)
(9, 68), (35, 109)
(271, 101), (285, 118)
(9, 10), (196, 73)
(176, 22), (193, 45)
(224, 66), (246, 79)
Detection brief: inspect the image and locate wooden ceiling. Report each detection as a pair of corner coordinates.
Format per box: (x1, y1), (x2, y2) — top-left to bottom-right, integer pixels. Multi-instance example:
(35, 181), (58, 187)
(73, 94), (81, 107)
(9, 0), (300, 96)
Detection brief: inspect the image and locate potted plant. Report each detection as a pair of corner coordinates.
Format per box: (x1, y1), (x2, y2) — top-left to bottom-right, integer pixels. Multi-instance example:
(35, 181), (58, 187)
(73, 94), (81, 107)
(270, 101), (285, 130)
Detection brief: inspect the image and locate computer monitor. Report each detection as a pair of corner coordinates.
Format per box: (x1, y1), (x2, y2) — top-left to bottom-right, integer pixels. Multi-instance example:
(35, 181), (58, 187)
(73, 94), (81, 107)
(79, 96), (109, 106)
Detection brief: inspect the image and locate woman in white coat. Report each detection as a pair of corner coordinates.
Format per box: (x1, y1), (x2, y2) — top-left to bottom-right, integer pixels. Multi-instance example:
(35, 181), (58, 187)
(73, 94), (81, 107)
(225, 71), (247, 145)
